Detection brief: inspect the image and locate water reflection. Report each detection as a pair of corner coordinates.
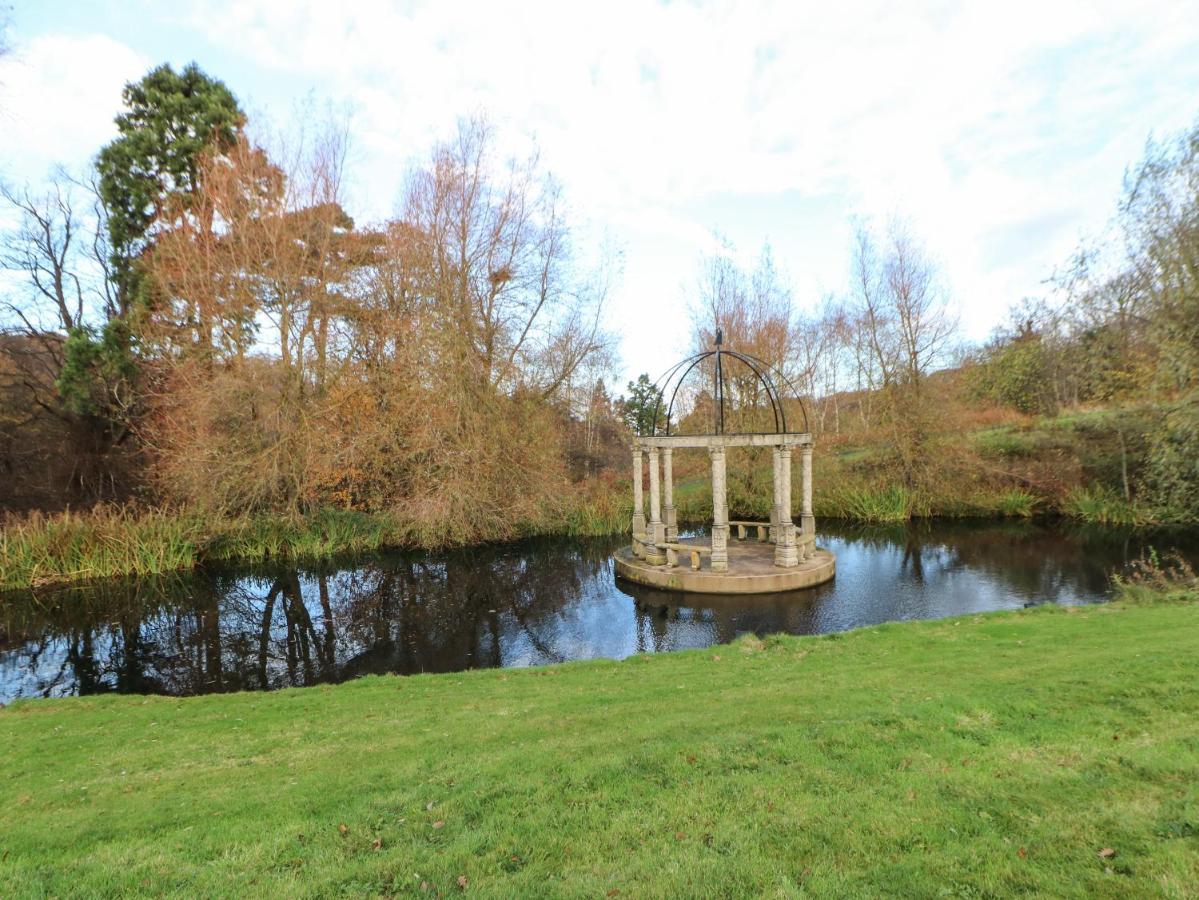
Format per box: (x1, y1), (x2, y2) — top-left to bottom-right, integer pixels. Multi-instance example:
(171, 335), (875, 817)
(1, 521), (1194, 701)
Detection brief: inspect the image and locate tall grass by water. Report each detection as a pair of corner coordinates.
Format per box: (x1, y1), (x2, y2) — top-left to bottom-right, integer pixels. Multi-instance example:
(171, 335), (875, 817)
(0, 472), (1173, 591)
(1063, 485), (1148, 526)
(0, 485), (636, 591)
(821, 486), (915, 522)
(0, 508), (206, 589)
(1114, 549), (1199, 604)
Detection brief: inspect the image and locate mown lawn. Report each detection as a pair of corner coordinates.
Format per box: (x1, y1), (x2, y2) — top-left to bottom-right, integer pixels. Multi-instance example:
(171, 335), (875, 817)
(2, 602), (1197, 897)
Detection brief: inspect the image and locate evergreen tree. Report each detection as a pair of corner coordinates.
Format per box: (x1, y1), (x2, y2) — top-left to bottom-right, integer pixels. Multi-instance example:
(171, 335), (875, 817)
(97, 62), (243, 310)
(59, 63), (243, 419)
(621, 374), (662, 435)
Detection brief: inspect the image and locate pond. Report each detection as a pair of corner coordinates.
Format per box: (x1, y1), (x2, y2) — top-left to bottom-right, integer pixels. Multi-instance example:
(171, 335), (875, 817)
(2, 520), (1195, 702)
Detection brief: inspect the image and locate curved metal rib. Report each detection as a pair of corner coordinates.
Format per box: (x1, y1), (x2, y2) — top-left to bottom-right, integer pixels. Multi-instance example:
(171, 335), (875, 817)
(755, 357), (811, 434)
(644, 342), (812, 437)
(646, 352), (708, 437)
(718, 349), (786, 433)
(663, 352), (715, 435)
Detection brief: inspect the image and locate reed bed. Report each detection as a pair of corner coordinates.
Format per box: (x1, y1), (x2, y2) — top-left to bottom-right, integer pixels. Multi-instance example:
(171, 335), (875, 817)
(0, 471), (1175, 592)
(1063, 485), (1150, 526)
(0, 480), (635, 591)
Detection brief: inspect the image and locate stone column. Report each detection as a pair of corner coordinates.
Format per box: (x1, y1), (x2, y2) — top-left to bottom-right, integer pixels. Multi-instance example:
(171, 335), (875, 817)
(646, 447), (666, 563)
(774, 444), (799, 568)
(770, 445), (783, 543)
(801, 443), (815, 557)
(710, 445), (729, 572)
(662, 448), (677, 541)
(631, 448), (646, 557)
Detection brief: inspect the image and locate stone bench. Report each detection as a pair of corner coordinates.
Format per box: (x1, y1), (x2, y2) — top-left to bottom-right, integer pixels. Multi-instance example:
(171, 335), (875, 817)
(728, 520), (771, 542)
(655, 542), (712, 571)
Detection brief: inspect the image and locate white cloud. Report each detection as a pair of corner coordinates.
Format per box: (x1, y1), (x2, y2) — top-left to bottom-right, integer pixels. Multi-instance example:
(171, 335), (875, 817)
(0, 32), (147, 180)
(8, 2), (1199, 380)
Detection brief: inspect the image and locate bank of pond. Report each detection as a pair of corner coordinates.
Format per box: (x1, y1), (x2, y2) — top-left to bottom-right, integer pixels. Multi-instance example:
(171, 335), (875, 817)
(2, 519), (1195, 703)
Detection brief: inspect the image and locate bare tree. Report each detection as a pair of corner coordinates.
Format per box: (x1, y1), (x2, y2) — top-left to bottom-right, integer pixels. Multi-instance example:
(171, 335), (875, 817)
(848, 220), (957, 484)
(0, 171), (132, 505)
(401, 116), (613, 401)
(1, 173), (114, 334)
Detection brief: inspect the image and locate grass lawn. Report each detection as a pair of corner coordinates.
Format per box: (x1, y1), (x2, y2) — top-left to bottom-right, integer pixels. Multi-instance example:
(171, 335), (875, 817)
(2, 602), (1197, 897)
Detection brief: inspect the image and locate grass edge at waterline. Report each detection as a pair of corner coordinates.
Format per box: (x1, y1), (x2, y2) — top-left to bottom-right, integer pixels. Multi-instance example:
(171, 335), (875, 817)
(0, 493), (633, 591)
(2, 483), (1189, 591)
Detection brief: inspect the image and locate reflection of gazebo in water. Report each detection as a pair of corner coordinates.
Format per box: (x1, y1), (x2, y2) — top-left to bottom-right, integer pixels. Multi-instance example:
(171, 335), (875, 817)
(614, 331), (835, 594)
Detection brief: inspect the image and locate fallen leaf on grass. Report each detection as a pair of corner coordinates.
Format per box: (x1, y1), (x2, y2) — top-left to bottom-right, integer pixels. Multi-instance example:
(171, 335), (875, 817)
(427, 802), (436, 811)
(1017, 847), (1027, 858)
(1098, 847), (1116, 859)
(675, 831), (686, 840)
(433, 820), (445, 829)
(457, 874), (469, 888)
(338, 823), (348, 837)
(372, 838), (382, 851)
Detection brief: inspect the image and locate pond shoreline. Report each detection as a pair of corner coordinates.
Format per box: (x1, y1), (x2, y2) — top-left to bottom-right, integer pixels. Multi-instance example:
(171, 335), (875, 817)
(2, 497), (1195, 593)
(4, 520), (1196, 702)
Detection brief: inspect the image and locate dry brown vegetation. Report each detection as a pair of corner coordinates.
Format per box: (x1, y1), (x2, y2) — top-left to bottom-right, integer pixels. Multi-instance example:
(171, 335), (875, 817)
(2, 60), (1197, 590)
(2, 112), (626, 546)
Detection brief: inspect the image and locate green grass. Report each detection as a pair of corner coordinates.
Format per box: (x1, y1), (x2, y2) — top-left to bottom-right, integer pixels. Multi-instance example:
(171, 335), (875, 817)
(3, 601), (1198, 897)
(1064, 486), (1148, 527)
(0, 507), (208, 588)
(972, 426), (1053, 459)
(986, 488), (1041, 518)
(822, 485), (915, 523)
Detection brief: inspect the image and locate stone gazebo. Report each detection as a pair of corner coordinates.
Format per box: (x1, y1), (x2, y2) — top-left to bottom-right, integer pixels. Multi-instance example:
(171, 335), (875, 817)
(614, 335), (836, 594)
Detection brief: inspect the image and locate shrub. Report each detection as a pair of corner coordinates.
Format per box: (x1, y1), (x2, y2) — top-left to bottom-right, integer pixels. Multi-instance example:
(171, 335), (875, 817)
(826, 486), (913, 523)
(1113, 549), (1198, 604)
(1062, 485), (1147, 526)
(992, 489), (1039, 517)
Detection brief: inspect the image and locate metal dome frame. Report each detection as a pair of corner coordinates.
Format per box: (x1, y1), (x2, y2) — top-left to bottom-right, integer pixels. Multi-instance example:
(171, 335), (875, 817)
(646, 329), (810, 437)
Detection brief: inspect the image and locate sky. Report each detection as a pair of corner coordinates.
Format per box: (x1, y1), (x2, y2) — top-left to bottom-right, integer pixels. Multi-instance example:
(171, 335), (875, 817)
(2, 0), (1198, 384)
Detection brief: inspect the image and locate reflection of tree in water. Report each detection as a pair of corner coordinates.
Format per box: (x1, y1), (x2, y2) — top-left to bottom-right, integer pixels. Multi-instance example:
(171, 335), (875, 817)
(821, 520), (1198, 605)
(0, 536), (625, 699)
(334, 538), (615, 677)
(6, 526), (1194, 701)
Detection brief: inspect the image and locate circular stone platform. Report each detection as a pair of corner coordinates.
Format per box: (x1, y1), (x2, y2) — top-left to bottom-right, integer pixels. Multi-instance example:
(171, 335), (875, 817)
(614, 537), (835, 594)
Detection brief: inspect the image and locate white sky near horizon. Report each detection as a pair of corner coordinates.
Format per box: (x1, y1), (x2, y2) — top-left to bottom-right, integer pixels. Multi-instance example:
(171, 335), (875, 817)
(2, 1), (1198, 387)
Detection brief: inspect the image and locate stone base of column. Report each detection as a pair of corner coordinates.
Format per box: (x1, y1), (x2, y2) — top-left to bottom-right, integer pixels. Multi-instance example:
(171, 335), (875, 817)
(664, 506), (677, 542)
(801, 515), (815, 538)
(645, 521), (667, 564)
(710, 524), (730, 572)
(774, 523), (800, 568)
(632, 513), (647, 557)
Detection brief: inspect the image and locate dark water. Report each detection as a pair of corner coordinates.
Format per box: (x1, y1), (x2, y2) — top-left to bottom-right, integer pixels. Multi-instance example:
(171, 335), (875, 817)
(2, 520), (1196, 702)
